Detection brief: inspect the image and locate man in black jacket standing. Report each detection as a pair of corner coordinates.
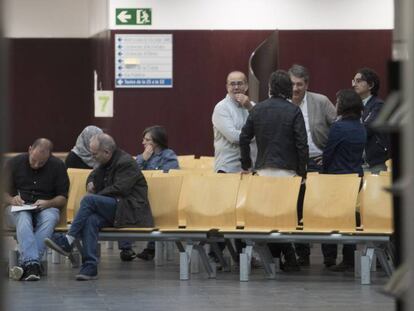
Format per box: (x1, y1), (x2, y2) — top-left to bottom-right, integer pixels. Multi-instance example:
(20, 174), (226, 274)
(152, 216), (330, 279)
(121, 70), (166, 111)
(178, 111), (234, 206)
(45, 133), (153, 280)
(353, 67), (390, 173)
(240, 70), (309, 271)
(240, 70), (308, 177)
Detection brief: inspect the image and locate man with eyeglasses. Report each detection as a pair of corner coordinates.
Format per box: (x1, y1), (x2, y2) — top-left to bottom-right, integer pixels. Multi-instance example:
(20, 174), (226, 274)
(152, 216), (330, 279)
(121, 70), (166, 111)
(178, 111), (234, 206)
(352, 67), (389, 173)
(211, 71), (257, 266)
(212, 71), (257, 173)
(288, 64), (337, 268)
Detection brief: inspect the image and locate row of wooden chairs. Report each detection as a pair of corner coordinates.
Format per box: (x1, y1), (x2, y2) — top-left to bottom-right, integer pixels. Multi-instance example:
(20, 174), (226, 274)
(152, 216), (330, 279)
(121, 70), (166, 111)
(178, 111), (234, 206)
(66, 169), (393, 235)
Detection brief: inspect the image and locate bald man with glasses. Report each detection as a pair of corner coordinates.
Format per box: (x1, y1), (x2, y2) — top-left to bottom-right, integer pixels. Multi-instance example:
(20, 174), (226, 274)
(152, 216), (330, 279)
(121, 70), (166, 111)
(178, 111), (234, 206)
(211, 71), (257, 265)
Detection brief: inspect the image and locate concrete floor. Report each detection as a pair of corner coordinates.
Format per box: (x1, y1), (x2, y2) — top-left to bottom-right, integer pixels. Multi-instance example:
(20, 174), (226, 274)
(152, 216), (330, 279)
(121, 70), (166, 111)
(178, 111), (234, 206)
(4, 242), (395, 311)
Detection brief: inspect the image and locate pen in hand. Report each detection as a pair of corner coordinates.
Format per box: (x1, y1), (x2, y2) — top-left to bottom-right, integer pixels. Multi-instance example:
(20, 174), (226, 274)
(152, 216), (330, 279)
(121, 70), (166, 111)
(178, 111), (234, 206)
(14, 190), (25, 206)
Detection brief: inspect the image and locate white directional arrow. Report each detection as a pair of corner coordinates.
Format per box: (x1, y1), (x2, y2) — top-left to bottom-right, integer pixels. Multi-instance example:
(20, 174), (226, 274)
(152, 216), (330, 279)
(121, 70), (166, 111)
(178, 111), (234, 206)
(117, 10), (132, 23)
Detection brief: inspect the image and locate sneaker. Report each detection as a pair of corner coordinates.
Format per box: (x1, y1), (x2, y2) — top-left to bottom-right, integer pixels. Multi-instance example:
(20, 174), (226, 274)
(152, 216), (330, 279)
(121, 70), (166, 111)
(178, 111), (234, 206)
(9, 266), (24, 281)
(324, 257), (336, 268)
(329, 261), (354, 272)
(22, 263), (41, 281)
(45, 233), (73, 257)
(120, 249), (136, 262)
(136, 248), (155, 261)
(297, 256), (310, 267)
(75, 265), (98, 281)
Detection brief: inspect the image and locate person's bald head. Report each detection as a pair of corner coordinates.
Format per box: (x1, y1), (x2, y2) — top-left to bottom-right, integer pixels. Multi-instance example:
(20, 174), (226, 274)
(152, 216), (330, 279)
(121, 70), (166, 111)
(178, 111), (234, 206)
(226, 71), (248, 100)
(28, 138), (53, 169)
(89, 133), (117, 165)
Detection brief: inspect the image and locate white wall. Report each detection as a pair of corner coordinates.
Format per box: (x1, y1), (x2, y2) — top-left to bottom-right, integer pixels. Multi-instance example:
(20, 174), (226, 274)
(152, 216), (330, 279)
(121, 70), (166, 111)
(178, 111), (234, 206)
(88, 0), (110, 37)
(110, 0), (394, 30)
(3, 0), (394, 38)
(4, 0), (91, 38)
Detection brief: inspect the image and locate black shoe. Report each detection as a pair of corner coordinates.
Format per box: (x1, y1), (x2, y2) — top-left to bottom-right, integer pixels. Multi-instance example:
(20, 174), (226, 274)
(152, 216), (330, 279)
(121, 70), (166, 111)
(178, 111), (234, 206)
(136, 248), (155, 261)
(324, 257), (336, 268)
(329, 261), (354, 272)
(120, 249), (136, 262)
(22, 263), (41, 281)
(281, 261), (301, 272)
(297, 256), (310, 267)
(45, 233), (73, 257)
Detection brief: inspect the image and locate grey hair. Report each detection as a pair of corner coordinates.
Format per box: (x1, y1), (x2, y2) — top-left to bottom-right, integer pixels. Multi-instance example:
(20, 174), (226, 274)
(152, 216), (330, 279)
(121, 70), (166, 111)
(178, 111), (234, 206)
(92, 133), (117, 153)
(288, 64), (310, 83)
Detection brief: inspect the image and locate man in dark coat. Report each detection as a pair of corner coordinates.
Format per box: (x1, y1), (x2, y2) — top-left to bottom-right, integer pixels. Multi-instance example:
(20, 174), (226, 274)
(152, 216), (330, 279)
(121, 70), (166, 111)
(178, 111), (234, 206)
(352, 67), (390, 173)
(45, 133), (153, 280)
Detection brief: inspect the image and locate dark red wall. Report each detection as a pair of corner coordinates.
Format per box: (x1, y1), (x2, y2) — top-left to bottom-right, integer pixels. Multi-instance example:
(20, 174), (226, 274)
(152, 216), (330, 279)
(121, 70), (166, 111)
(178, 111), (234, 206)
(7, 39), (93, 152)
(7, 30), (392, 156)
(278, 30), (392, 101)
(91, 30), (273, 157)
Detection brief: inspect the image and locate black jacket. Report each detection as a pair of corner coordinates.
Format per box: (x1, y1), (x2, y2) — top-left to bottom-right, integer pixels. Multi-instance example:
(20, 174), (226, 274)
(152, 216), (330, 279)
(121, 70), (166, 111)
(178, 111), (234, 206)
(87, 149), (153, 228)
(363, 96), (390, 166)
(240, 96), (309, 177)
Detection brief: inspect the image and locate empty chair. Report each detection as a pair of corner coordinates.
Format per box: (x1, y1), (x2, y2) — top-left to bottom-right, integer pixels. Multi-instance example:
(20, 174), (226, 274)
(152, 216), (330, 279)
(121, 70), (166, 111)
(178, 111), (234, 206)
(66, 168), (92, 222)
(302, 174), (360, 233)
(238, 175), (302, 232)
(360, 174), (393, 234)
(146, 175), (184, 231)
(178, 174), (240, 231)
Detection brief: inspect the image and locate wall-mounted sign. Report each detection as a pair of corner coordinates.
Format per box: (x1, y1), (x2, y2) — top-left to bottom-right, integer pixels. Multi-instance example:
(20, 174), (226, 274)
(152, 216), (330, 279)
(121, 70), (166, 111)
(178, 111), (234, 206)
(94, 90), (113, 117)
(115, 34), (173, 88)
(116, 8), (152, 25)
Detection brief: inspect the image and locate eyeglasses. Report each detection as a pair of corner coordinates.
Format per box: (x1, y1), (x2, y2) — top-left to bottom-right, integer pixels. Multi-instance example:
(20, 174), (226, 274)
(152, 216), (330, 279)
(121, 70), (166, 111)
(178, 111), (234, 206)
(352, 78), (366, 85)
(227, 81), (246, 87)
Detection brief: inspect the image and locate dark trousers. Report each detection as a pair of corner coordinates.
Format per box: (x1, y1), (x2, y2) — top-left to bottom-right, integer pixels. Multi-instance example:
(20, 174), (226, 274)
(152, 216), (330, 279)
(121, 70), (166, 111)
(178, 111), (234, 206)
(295, 157), (322, 259)
(321, 244), (356, 265)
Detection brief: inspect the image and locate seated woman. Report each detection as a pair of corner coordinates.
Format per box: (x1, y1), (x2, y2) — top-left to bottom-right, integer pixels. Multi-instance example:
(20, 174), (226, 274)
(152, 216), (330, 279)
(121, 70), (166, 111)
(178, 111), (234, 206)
(65, 125), (103, 169)
(322, 89), (366, 272)
(119, 125), (179, 261)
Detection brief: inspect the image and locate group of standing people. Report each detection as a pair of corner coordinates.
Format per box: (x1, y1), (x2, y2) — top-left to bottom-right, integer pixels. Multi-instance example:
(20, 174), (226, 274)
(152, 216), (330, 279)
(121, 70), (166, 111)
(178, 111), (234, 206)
(212, 65), (389, 272)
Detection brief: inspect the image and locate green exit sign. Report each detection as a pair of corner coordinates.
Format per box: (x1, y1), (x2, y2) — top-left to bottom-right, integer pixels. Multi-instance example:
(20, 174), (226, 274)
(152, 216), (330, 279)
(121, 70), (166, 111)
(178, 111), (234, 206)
(116, 8), (152, 25)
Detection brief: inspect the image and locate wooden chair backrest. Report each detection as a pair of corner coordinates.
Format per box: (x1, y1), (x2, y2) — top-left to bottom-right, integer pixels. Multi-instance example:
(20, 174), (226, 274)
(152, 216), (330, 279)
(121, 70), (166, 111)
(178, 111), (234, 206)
(240, 175), (301, 232)
(197, 156), (214, 170)
(360, 174), (393, 233)
(66, 168), (92, 222)
(303, 174), (360, 232)
(141, 170), (160, 178)
(177, 155), (197, 170)
(146, 175), (183, 229)
(178, 174), (240, 230)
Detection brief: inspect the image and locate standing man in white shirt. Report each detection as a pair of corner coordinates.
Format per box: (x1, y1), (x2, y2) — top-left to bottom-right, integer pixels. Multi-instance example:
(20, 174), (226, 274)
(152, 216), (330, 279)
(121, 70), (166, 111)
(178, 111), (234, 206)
(288, 64), (337, 268)
(212, 71), (257, 173)
(211, 71), (256, 265)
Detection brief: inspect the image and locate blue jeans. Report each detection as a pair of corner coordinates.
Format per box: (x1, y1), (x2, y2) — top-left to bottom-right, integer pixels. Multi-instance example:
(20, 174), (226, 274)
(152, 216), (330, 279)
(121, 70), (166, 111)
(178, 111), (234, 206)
(5, 206), (60, 265)
(69, 194), (117, 270)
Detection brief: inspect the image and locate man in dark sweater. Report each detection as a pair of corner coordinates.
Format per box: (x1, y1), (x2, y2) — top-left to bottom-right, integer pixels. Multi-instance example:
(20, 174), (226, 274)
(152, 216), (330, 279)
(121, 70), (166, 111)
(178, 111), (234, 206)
(4, 138), (69, 281)
(45, 133), (153, 280)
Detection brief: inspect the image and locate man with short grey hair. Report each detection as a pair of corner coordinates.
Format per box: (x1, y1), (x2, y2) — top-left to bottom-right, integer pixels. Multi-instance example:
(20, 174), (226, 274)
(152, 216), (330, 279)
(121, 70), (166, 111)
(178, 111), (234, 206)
(288, 64), (337, 267)
(45, 133), (153, 281)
